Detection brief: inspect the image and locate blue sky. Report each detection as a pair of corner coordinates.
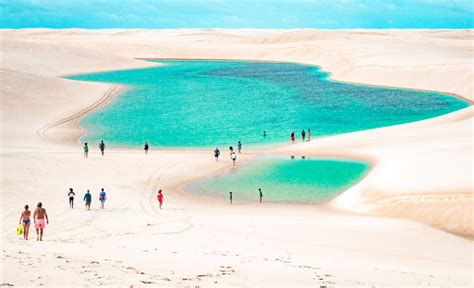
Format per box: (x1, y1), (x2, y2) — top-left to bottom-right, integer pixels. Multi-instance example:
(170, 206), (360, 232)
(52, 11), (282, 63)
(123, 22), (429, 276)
(1, 0), (473, 29)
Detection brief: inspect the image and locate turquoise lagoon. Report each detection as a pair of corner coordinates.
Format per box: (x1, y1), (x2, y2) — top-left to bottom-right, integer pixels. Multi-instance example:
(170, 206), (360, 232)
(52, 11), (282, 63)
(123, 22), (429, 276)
(186, 157), (369, 203)
(69, 60), (468, 148)
(69, 60), (468, 203)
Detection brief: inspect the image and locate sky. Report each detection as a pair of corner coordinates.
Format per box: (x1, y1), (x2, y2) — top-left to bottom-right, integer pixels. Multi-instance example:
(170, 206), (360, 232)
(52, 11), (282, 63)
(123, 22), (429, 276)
(1, 0), (473, 29)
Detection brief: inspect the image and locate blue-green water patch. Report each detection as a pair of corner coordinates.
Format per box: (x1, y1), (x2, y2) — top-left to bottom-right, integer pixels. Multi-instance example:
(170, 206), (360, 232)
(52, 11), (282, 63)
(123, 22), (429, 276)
(68, 60), (469, 147)
(186, 157), (370, 203)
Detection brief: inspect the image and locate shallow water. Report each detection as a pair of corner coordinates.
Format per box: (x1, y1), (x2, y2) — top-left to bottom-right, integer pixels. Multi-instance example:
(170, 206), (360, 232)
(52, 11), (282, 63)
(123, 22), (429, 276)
(68, 60), (469, 148)
(186, 157), (370, 203)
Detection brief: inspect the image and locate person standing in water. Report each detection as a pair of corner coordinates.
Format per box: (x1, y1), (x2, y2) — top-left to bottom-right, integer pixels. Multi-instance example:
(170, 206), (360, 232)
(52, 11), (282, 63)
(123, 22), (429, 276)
(99, 140), (106, 156)
(83, 143), (89, 158)
(259, 188), (263, 203)
(84, 190), (92, 211)
(263, 131), (266, 137)
(214, 147), (220, 162)
(157, 190), (164, 209)
(19, 205), (31, 240)
(144, 142), (149, 154)
(33, 202), (48, 241)
(99, 188), (107, 209)
(308, 129), (311, 142)
(68, 188), (75, 208)
(290, 133), (295, 144)
(231, 151), (237, 166)
(229, 192), (233, 205)
(237, 141), (242, 153)
(302, 130), (306, 142)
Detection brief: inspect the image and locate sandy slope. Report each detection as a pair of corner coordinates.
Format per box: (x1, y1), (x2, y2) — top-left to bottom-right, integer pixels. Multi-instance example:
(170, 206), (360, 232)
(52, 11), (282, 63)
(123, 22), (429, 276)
(1, 29), (473, 286)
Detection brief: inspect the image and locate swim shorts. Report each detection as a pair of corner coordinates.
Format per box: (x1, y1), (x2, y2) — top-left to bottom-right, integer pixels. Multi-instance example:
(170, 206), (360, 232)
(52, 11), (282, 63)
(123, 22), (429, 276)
(35, 219), (45, 229)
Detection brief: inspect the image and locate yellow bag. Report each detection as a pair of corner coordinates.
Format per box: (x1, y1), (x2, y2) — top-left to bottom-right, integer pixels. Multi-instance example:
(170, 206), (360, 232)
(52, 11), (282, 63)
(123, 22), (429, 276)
(16, 224), (23, 235)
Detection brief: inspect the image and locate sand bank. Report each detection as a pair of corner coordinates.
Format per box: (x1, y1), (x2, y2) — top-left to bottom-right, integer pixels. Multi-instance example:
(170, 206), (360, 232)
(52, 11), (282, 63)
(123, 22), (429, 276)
(1, 29), (472, 286)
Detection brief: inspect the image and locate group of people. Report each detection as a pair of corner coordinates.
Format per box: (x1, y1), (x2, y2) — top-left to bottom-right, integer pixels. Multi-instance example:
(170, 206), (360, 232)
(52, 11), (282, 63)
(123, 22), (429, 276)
(23, 131), (307, 242)
(83, 140), (150, 158)
(17, 187), (162, 241)
(83, 140), (106, 158)
(290, 129), (311, 144)
(229, 188), (263, 205)
(214, 141), (242, 166)
(68, 188), (107, 210)
(18, 202), (49, 241)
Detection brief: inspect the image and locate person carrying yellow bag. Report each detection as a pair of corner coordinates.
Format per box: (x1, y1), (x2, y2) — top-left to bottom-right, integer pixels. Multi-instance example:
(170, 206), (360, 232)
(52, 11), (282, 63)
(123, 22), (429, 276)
(18, 204), (31, 240)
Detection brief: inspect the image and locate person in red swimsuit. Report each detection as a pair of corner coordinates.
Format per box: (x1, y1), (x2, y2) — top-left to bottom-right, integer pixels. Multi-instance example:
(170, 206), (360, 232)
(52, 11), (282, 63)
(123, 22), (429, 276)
(157, 190), (164, 209)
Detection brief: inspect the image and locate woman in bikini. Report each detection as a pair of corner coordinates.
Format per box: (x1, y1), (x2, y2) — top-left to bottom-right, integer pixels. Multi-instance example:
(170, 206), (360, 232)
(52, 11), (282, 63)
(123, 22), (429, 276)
(18, 205), (31, 240)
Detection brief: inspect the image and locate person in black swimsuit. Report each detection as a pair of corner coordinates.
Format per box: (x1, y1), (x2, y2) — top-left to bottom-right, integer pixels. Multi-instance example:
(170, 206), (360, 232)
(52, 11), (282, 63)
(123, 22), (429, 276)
(144, 142), (149, 154)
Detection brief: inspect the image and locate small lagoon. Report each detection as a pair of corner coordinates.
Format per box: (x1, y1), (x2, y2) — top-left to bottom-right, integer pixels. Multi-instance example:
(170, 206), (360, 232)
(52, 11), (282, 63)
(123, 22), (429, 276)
(186, 157), (370, 203)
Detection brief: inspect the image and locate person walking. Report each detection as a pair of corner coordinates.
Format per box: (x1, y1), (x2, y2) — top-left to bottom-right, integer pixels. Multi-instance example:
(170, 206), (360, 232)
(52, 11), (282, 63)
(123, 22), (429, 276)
(68, 188), (75, 208)
(18, 205), (31, 240)
(302, 129), (306, 142)
(99, 140), (106, 156)
(84, 190), (92, 211)
(33, 202), (48, 241)
(214, 147), (220, 162)
(99, 188), (107, 209)
(308, 129), (311, 141)
(259, 188), (263, 203)
(83, 143), (89, 158)
(237, 141), (242, 153)
(144, 142), (149, 154)
(231, 151), (237, 166)
(157, 190), (164, 209)
(290, 132), (295, 144)
(229, 192), (233, 205)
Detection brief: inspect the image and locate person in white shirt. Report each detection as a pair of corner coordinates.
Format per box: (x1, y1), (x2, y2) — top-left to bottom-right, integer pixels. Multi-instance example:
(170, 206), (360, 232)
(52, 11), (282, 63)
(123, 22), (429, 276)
(68, 188), (76, 208)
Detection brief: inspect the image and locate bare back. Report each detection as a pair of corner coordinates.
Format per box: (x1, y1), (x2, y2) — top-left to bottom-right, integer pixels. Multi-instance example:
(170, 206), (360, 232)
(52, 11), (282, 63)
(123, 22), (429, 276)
(22, 210), (31, 220)
(34, 208), (47, 220)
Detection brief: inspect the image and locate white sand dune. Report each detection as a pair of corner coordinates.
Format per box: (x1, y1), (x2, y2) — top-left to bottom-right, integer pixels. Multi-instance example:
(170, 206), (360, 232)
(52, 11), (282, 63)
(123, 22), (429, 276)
(1, 29), (473, 286)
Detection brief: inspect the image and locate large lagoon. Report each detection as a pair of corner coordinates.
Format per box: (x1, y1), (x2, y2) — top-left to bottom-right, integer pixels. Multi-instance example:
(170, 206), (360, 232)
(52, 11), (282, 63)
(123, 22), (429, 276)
(69, 60), (469, 147)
